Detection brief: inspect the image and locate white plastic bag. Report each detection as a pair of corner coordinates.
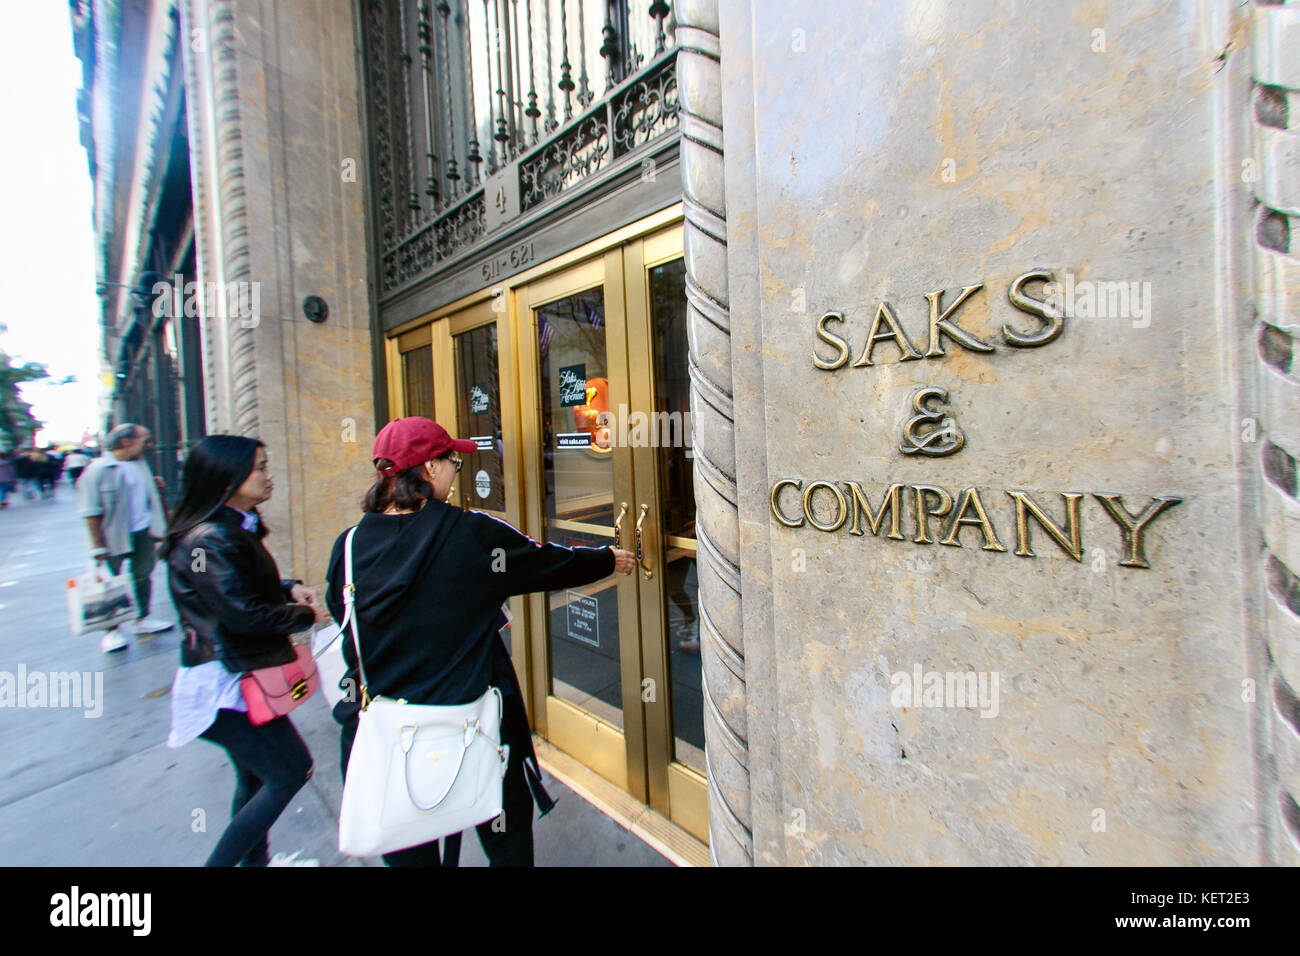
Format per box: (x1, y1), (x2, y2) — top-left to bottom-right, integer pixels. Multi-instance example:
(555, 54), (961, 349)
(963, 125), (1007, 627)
(67, 566), (137, 636)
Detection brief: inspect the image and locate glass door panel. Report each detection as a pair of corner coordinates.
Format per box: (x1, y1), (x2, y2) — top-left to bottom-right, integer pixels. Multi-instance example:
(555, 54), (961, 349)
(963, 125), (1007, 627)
(535, 285), (624, 730)
(453, 322), (507, 515)
(519, 252), (646, 798)
(625, 228), (708, 842)
(647, 258), (704, 775)
(402, 346), (434, 418)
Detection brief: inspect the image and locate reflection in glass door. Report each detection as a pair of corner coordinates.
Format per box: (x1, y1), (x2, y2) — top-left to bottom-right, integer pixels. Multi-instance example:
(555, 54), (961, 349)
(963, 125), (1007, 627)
(536, 284), (625, 731)
(647, 258), (703, 776)
(453, 322), (506, 515)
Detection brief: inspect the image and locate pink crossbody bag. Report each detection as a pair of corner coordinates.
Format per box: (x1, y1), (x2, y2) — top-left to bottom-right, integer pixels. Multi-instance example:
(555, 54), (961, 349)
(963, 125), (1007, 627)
(240, 643), (319, 725)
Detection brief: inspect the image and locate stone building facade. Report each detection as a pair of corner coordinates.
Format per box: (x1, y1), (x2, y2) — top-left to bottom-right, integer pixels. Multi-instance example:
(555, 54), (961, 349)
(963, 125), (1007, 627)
(81, 0), (1300, 864)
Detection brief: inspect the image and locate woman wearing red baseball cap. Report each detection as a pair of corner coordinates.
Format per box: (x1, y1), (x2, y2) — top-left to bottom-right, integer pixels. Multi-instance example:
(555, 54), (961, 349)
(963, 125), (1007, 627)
(324, 417), (635, 866)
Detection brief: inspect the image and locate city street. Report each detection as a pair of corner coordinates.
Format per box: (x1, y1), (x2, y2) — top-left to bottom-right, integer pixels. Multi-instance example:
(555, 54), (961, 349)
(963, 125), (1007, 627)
(0, 482), (672, 867)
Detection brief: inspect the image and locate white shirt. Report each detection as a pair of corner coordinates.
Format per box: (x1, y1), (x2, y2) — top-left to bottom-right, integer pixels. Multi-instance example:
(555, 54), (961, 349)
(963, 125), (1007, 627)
(119, 460), (153, 533)
(166, 662), (247, 748)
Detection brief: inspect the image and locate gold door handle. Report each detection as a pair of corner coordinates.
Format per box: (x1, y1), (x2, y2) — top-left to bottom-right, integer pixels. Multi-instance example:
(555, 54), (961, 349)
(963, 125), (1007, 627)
(635, 503), (653, 580)
(614, 502), (628, 550)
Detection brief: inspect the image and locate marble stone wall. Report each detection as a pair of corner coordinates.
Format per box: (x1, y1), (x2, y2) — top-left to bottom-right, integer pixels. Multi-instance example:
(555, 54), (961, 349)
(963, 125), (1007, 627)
(695, 0), (1289, 864)
(181, 0), (375, 588)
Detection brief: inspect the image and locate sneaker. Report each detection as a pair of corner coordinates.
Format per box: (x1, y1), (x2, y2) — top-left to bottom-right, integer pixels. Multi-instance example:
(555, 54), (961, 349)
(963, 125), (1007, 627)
(101, 630), (129, 653)
(129, 617), (175, 635)
(269, 850), (320, 867)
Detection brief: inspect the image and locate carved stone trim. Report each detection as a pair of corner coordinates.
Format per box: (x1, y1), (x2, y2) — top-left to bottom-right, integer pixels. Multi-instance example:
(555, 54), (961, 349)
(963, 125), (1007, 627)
(1251, 0), (1300, 865)
(207, 0), (258, 438)
(678, 0), (752, 865)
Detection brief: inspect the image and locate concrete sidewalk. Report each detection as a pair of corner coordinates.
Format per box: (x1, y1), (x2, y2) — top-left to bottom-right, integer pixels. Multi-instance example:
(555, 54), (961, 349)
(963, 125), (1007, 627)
(0, 483), (672, 867)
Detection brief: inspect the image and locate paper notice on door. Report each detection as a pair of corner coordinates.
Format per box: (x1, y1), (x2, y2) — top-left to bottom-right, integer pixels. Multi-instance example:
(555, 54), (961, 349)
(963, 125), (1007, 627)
(556, 432), (592, 449)
(565, 591), (599, 647)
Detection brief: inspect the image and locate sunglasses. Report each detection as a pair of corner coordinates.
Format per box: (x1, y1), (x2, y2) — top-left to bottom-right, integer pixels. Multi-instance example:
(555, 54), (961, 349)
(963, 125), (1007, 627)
(445, 455), (463, 473)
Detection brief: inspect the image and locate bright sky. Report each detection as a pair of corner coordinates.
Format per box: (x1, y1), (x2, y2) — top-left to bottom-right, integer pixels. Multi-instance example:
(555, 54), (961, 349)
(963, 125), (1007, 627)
(0, 2), (103, 446)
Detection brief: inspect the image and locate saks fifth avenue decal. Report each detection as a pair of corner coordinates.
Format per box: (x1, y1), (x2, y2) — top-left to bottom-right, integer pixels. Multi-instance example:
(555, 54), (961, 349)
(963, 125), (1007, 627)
(769, 482), (1181, 570)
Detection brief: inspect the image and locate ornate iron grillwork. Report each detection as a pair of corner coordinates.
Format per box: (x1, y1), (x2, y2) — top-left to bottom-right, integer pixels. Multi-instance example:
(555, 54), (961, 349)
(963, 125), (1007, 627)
(364, 1), (680, 297)
(382, 189), (488, 288)
(610, 52), (678, 157)
(519, 111), (611, 209)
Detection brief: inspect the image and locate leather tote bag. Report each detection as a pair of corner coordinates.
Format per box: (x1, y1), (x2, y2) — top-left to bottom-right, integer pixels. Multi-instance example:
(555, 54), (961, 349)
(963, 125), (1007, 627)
(335, 526), (510, 857)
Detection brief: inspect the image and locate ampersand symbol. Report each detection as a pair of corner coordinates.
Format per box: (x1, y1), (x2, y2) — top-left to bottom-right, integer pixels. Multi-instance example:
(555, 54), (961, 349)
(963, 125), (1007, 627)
(900, 387), (965, 457)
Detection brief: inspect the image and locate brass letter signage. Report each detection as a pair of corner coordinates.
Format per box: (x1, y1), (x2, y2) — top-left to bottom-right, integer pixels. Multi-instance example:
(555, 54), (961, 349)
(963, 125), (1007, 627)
(787, 267), (1182, 570)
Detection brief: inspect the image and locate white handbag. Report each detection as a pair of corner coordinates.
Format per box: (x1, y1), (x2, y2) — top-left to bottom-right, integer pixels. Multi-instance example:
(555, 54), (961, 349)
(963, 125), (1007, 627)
(335, 526), (510, 857)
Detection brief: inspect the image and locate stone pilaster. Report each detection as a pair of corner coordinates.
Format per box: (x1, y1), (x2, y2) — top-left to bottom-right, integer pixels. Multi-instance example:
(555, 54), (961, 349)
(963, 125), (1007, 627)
(677, 0), (753, 864)
(182, 0), (375, 587)
(1250, 0), (1300, 865)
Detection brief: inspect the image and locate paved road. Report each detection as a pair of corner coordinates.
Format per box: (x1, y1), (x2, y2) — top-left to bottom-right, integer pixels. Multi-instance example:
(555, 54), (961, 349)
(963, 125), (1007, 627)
(0, 482), (670, 867)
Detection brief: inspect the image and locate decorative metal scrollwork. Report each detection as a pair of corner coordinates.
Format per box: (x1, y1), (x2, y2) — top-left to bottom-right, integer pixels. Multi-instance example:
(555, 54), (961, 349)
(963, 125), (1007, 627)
(363, 1), (681, 297)
(611, 58), (679, 157)
(519, 113), (612, 211)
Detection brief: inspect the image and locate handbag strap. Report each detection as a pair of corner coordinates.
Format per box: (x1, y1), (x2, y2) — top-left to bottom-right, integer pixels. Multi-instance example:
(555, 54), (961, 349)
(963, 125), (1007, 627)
(340, 525), (371, 709)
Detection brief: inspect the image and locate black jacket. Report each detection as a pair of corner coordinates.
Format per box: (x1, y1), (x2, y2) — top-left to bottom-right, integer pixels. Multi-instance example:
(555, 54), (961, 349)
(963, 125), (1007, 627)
(325, 501), (615, 811)
(168, 506), (314, 671)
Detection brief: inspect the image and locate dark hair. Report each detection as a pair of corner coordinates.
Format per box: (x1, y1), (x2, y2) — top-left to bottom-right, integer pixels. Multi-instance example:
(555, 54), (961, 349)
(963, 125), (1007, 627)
(161, 435), (266, 557)
(362, 455), (445, 514)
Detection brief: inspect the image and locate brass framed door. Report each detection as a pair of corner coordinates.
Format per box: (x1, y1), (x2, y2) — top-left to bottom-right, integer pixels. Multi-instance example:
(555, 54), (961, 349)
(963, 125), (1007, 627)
(429, 298), (532, 703)
(516, 224), (707, 842)
(622, 226), (707, 842)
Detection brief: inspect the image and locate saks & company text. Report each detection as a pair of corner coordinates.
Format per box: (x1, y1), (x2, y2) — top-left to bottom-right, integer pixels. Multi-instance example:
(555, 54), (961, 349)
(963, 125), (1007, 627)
(770, 480), (1181, 570)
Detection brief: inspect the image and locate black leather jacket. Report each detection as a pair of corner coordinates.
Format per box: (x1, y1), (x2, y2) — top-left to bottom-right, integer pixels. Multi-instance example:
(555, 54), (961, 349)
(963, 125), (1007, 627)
(167, 506), (313, 671)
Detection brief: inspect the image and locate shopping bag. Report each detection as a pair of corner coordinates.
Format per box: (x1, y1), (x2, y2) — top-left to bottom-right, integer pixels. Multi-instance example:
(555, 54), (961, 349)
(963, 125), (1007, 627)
(311, 623), (350, 708)
(67, 566), (137, 636)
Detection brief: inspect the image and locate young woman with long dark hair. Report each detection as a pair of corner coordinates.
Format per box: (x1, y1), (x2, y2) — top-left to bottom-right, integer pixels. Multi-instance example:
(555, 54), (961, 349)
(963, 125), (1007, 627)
(325, 417), (636, 866)
(162, 435), (329, 866)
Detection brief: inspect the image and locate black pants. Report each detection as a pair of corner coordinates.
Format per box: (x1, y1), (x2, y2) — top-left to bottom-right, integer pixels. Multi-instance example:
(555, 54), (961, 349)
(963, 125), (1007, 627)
(339, 715), (535, 867)
(199, 708), (314, 866)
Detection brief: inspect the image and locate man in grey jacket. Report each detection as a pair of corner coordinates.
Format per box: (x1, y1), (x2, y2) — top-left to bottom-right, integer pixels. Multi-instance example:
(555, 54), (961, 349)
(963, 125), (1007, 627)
(79, 423), (174, 652)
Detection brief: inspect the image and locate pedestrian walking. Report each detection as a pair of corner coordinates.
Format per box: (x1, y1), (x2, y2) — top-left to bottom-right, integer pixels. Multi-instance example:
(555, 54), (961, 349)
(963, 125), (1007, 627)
(14, 451), (37, 499)
(324, 417), (635, 867)
(35, 448), (59, 498)
(78, 424), (174, 652)
(0, 452), (14, 508)
(161, 434), (330, 867)
(63, 448), (91, 486)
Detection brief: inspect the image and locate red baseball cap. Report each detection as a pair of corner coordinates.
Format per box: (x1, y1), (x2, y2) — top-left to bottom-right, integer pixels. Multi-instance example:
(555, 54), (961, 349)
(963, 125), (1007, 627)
(372, 418), (476, 477)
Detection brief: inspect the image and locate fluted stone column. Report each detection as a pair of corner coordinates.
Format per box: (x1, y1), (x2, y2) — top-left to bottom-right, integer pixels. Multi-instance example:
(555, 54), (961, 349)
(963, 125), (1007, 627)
(1251, 0), (1300, 865)
(678, 0), (753, 865)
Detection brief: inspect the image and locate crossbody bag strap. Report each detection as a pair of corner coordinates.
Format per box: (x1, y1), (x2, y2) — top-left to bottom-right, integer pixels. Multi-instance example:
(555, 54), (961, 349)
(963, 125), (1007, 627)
(341, 525), (370, 708)
(310, 524), (359, 662)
